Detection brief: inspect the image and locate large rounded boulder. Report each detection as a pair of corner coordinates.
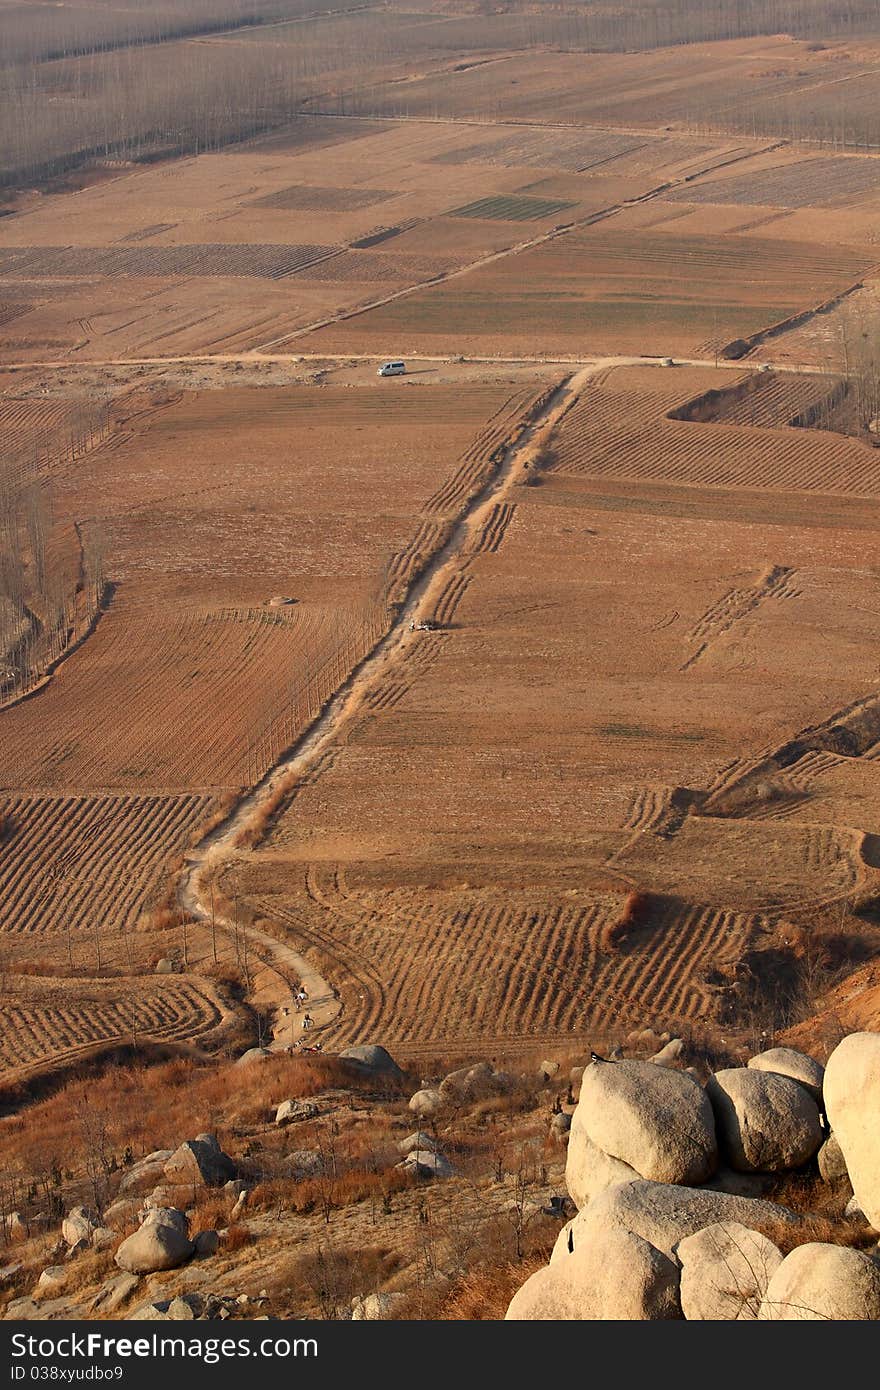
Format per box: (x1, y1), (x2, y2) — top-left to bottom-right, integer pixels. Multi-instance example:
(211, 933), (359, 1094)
(747, 1047), (824, 1102)
(569, 1059), (717, 1189)
(824, 1032), (880, 1229)
(706, 1068), (822, 1172)
(114, 1208), (193, 1275)
(507, 1225), (680, 1321)
(338, 1045), (403, 1080)
(758, 1243), (880, 1321)
(554, 1180), (799, 1263)
(565, 1122), (638, 1209)
(677, 1221), (783, 1320)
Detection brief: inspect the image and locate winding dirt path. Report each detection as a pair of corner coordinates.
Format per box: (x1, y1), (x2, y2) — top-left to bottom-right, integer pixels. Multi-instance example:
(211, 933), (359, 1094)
(178, 362), (598, 1050)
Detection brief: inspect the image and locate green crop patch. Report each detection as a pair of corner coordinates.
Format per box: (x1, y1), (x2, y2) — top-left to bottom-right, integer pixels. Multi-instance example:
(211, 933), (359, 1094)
(446, 194), (575, 222)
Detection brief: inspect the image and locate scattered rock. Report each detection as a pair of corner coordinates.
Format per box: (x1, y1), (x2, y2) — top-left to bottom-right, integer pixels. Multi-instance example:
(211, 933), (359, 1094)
(114, 1208), (194, 1274)
(338, 1045), (403, 1080)
(845, 1194), (868, 1222)
(557, 1180), (798, 1263)
(571, 1059), (718, 1187)
(351, 1292), (407, 1320)
(3, 1213), (27, 1243)
(677, 1221), (783, 1320)
(90, 1227), (117, 1252)
(439, 1062), (496, 1104)
(36, 1267), (66, 1295)
(824, 1032), (880, 1229)
(164, 1135), (236, 1188)
(275, 1099), (320, 1126)
(540, 1061), (561, 1081)
(103, 1198), (144, 1231)
(550, 1112), (572, 1142)
(62, 1206), (100, 1248)
(650, 1038), (685, 1067)
(286, 1150), (324, 1180)
(397, 1131), (439, 1156)
(747, 1047), (824, 1102)
(508, 1226), (681, 1320)
(817, 1133), (850, 1188)
(119, 1153), (173, 1195)
(408, 1088), (445, 1119)
(194, 1229), (220, 1257)
(400, 1149), (454, 1179)
(707, 1069), (822, 1172)
(90, 1272), (140, 1315)
(236, 1047), (273, 1066)
(759, 1242), (880, 1320)
(167, 1297), (196, 1320)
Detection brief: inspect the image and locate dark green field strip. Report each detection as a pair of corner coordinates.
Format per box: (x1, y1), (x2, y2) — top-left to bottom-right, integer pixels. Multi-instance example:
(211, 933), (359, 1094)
(446, 194), (575, 222)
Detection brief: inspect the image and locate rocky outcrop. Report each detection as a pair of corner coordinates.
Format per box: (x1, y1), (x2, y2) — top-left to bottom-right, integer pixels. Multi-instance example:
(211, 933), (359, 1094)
(351, 1292), (407, 1320)
(565, 1125), (639, 1209)
(397, 1132), (439, 1156)
(758, 1243), (880, 1321)
(824, 1032), (880, 1229)
(707, 1069), (822, 1172)
(569, 1059), (717, 1189)
(677, 1221), (783, 1320)
(747, 1047), (824, 1102)
(507, 1034), (880, 1322)
(554, 1180), (798, 1264)
(507, 1226), (680, 1320)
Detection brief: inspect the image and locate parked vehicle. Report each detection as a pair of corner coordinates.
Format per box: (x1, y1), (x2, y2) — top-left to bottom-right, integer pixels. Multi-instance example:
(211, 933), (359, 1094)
(377, 360), (406, 377)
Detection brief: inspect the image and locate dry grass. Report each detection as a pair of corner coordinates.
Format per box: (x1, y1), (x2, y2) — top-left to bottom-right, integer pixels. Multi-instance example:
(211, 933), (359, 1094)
(234, 771), (300, 851)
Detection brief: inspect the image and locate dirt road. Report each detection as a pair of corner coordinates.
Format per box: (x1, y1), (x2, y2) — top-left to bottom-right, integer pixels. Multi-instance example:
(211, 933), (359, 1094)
(177, 361), (599, 1049)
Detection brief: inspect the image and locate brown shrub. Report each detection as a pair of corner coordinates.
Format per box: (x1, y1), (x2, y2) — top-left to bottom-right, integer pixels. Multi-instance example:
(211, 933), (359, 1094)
(600, 889), (652, 952)
(222, 1222), (252, 1252)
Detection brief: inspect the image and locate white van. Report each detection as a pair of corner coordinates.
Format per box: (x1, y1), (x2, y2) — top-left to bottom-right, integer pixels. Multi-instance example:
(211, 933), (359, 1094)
(377, 360), (406, 377)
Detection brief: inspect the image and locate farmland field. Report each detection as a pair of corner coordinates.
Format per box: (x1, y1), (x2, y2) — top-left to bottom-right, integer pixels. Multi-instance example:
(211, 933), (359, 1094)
(307, 229), (871, 358)
(5, 1), (880, 1096)
(209, 359), (880, 1052)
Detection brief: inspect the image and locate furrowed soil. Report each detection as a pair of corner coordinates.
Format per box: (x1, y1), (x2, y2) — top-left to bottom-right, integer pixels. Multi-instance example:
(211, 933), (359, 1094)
(4, 15), (880, 1092)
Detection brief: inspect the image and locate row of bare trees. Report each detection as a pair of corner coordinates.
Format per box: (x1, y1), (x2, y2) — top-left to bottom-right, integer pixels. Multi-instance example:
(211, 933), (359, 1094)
(6, 0), (880, 191)
(0, 403), (110, 706)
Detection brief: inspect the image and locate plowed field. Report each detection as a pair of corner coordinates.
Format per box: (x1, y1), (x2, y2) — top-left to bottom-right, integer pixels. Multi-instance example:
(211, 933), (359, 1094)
(221, 362), (880, 1051)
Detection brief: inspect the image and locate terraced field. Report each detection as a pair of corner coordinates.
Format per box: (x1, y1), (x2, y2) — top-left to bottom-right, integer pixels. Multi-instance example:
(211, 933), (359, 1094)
(670, 371), (840, 430)
(551, 369), (880, 495)
(0, 793), (212, 938)
(0, 976), (233, 1087)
